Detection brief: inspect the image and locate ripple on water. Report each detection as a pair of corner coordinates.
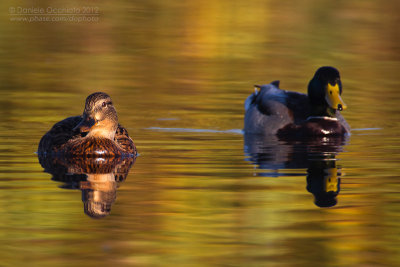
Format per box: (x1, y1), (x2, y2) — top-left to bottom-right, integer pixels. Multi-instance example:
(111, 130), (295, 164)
(146, 127), (244, 135)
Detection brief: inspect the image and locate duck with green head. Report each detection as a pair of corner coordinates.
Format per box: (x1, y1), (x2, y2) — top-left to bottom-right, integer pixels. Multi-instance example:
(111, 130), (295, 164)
(244, 66), (350, 137)
(38, 92), (136, 157)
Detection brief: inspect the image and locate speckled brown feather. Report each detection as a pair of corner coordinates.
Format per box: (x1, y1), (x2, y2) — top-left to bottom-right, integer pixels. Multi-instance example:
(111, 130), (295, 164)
(38, 117), (136, 157)
(115, 124), (137, 155)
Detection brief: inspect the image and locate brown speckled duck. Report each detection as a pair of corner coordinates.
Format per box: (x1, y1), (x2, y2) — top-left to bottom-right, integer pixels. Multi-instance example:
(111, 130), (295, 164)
(38, 92), (136, 157)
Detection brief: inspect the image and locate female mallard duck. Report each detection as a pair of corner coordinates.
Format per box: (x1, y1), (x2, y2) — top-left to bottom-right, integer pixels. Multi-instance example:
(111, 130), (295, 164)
(244, 66), (350, 137)
(38, 92), (137, 157)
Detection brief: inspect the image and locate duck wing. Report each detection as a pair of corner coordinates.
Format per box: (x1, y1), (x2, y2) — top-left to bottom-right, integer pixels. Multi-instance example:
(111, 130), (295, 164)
(244, 81), (311, 134)
(39, 116), (136, 156)
(245, 81), (284, 116)
(252, 81), (309, 118)
(38, 116), (82, 154)
(115, 124), (137, 156)
(283, 91), (310, 123)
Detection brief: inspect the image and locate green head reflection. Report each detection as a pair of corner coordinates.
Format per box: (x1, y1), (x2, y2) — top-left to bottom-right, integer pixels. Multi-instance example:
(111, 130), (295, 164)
(307, 159), (341, 208)
(244, 133), (347, 208)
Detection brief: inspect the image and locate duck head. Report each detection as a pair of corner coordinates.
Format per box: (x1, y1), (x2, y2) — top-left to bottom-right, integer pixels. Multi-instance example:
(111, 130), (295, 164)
(74, 92), (118, 140)
(307, 66), (347, 117)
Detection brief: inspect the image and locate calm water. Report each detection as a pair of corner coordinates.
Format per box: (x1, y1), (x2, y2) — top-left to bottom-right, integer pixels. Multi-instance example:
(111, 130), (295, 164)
(1, 0), (400, 266)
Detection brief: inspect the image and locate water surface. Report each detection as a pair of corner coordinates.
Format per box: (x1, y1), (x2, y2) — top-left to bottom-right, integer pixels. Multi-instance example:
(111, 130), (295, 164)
(0, 0), (399, 266)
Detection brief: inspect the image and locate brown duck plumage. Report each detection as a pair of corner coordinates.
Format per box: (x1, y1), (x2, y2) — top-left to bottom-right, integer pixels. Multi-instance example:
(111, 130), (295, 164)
(38, 92), (137, 157)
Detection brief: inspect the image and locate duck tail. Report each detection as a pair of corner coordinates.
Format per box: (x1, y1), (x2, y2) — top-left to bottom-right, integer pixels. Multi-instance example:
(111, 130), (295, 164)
(245, 86), (260, 111)
(254, 85), (261, 95)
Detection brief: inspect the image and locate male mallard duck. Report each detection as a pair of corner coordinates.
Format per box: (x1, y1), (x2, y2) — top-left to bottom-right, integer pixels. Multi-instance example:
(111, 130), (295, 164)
(38, 92), (136, 157)
(244, 66), (350, 137)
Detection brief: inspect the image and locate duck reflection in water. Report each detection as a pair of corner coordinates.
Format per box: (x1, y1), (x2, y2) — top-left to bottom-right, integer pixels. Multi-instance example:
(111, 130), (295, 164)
(244, 134), (348, 207)
(38, 156), (135, 218)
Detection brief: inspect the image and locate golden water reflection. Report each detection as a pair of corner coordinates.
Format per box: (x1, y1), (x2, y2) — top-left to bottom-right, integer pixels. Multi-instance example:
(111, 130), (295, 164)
(0, 0), (399, 265)
(38, 155), (135, 218)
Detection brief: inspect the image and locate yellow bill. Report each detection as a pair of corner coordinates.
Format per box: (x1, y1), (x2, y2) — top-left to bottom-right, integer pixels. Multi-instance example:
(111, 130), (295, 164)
(324, 167), (339, 193)
(325, 83), (347, 111)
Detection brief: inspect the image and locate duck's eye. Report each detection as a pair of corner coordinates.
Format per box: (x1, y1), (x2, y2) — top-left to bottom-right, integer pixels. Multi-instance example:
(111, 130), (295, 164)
(102, 102), (106, 107)
(330, 90), (332, 95)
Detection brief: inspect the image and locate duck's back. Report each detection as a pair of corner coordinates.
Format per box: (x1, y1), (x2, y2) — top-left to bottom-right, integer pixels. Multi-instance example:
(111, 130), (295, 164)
(38, 116), (136, 157)
(38, 116), (82, 155)
(244, 82), (309, 134)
